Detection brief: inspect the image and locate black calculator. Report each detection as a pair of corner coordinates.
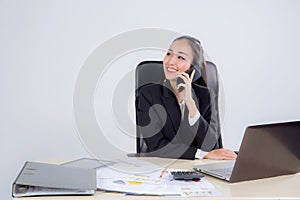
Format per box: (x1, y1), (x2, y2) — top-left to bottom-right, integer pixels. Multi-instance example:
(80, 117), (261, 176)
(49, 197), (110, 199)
(171, 171), (204, 180)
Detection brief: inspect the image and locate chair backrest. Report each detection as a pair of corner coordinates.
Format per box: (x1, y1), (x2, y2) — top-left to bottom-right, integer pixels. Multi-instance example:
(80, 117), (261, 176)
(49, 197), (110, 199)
(135, 60), (222, 154)
(205, 61), (223, 149)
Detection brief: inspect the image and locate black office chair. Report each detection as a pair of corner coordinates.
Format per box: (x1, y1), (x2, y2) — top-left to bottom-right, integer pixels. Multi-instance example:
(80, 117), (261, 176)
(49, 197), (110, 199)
(135, 60), (223, 154)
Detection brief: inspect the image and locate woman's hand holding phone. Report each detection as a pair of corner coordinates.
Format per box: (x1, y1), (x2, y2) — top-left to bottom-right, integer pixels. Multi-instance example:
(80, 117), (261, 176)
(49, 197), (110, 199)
(176, 69), (195, 102)
(176, 70), (199, 119)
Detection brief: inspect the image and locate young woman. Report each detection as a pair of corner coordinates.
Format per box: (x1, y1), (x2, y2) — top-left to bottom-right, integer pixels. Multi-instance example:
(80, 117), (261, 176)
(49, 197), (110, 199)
(136, 35), (237, 160)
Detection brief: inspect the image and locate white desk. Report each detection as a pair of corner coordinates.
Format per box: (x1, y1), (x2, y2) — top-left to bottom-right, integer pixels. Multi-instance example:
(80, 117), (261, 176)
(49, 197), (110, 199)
(16, 157), (300, 200)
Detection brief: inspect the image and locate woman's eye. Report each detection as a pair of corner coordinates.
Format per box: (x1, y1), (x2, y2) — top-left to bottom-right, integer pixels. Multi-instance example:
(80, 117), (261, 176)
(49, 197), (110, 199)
(166, 52), (171, 56)
(178, 56), (185, 60)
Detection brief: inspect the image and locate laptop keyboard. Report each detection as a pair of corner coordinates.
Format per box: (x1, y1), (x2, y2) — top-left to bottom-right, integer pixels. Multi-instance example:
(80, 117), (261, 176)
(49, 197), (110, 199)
(210, 167), (233, 178)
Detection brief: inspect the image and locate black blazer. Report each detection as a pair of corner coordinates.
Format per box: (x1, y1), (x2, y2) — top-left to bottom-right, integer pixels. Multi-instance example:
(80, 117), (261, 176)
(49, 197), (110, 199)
(136, 80), (218, 160)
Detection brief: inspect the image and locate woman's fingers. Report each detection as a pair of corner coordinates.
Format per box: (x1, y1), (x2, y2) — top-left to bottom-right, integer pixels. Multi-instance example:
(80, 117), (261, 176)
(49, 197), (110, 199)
(204, 148), (237, 160)
(218, 149), (237, 160)
(179, 70), (195, 83)
(177, 83), (186, 90)
(190, 69), (196, 81)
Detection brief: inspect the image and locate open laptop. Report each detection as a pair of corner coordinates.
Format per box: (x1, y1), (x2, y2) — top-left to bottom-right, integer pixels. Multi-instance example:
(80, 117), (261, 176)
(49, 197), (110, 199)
(194, 121), (300, 183)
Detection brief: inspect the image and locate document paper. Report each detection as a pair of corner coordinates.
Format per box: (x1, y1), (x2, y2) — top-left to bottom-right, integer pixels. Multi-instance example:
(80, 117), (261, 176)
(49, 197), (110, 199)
(96, 158), (221, 197)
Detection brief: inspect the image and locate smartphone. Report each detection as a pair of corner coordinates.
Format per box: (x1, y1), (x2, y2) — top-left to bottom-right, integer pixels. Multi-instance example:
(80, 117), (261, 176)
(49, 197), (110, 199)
(176, 65), (201, 92)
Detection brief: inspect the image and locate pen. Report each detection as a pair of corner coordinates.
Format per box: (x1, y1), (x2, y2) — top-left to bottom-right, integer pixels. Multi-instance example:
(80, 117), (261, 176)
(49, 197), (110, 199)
(160, 167), (168, 178)
(160, 162), (174, 178)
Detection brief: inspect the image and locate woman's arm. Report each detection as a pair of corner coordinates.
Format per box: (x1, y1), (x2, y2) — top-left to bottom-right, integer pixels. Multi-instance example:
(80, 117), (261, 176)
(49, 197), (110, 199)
(190, 89), (237, 160)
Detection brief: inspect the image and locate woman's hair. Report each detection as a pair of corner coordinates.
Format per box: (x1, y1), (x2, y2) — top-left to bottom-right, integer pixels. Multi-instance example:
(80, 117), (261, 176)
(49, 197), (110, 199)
(173, 35), (207, 84)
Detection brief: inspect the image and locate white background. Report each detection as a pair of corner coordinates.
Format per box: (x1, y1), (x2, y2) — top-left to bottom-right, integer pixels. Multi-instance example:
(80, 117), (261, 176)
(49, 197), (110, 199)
(1, 0), (300, 199)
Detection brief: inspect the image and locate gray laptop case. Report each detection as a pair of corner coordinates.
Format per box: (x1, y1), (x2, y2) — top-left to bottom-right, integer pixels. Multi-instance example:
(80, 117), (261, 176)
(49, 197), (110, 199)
(194, 121), (300, 183)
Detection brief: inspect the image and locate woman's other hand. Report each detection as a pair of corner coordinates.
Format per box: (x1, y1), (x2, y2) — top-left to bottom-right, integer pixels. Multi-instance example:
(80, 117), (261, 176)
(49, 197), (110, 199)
(203, 148), (237, 160)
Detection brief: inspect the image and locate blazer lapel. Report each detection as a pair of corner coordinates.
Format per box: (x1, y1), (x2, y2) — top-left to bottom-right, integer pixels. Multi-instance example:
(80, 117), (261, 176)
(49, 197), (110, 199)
(161, 81), (181, 133)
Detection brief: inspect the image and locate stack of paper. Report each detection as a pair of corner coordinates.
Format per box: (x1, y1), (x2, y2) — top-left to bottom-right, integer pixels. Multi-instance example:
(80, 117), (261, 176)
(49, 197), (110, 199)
(96, 158), (222, 197)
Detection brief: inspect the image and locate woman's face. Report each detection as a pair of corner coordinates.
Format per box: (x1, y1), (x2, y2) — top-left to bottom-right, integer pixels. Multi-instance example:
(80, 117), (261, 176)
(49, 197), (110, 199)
(163, 39), (193, 81)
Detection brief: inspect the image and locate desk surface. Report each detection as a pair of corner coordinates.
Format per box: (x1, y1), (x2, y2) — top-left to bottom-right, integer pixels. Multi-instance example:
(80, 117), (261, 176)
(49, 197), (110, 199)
(16, 157), (300, 200)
